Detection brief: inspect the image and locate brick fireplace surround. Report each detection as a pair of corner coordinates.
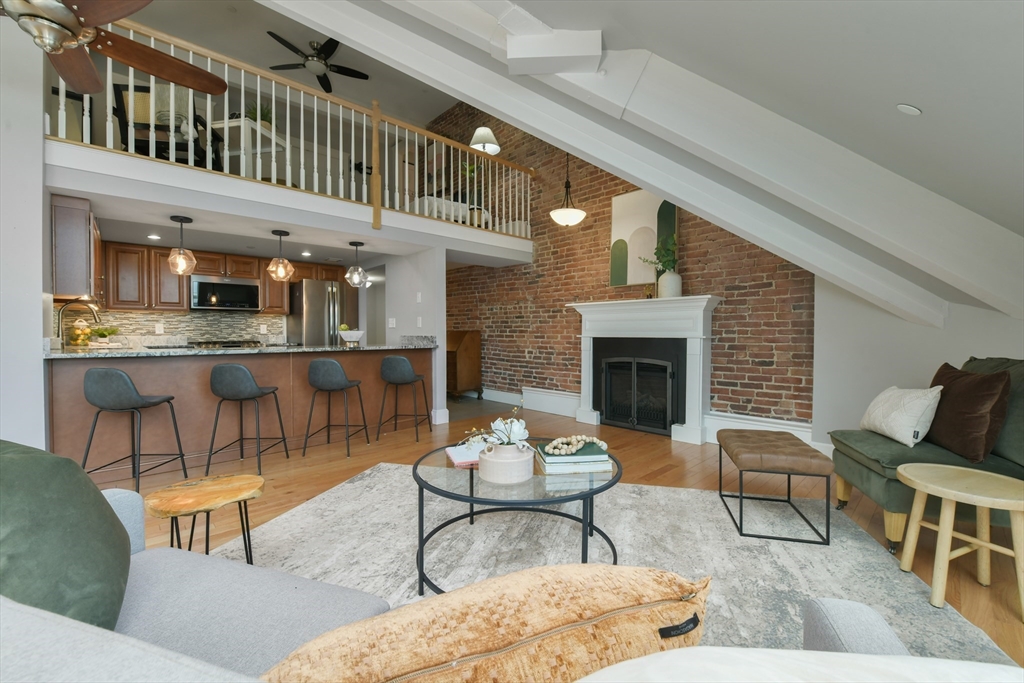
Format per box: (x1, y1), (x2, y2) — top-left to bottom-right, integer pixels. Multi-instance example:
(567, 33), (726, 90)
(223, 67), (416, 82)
(435, 103), (814, 426)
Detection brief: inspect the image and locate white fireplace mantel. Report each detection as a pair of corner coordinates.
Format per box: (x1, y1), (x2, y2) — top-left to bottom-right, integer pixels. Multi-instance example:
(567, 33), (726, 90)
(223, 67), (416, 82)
(567, 295), (724, 444)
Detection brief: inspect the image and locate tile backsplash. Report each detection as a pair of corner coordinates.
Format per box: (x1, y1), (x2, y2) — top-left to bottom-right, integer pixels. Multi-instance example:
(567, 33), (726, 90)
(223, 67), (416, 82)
(55, 309), (285, 342)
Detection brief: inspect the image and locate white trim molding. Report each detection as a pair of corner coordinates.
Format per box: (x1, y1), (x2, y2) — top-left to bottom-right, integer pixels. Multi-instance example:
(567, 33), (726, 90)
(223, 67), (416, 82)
(521, 386), (581, 418)
(568, 295), (724, 445)
(703, 411), (830, 456)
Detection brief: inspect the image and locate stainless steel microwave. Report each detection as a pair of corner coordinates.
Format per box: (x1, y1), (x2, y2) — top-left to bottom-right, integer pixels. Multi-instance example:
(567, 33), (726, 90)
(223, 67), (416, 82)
(190, 274), (261, 311)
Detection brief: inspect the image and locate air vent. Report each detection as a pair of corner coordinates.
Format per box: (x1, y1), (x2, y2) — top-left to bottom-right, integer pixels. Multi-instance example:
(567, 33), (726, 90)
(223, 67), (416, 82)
(322, 257), (343, 263)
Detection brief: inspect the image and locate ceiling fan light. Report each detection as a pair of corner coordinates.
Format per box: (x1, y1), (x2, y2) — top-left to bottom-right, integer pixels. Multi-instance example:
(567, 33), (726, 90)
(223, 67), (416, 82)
(305, 59), (328, 76)
(168, 248), (197, 276)
(469, 127), (500, 155)
(267, 257), (295, 282)
(550, 207), (587, 227)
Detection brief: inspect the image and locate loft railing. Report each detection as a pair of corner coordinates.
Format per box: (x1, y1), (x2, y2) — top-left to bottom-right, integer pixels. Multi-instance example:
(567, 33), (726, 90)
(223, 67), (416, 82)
(45, 19), (533, 238)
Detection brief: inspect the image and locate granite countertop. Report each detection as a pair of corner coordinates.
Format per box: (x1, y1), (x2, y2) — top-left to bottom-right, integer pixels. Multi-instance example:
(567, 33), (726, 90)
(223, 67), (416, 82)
(44, 344), (437, 360)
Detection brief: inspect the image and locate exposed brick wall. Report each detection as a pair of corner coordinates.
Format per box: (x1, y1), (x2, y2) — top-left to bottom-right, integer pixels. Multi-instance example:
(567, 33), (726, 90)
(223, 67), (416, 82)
(433, 103), (814, 422)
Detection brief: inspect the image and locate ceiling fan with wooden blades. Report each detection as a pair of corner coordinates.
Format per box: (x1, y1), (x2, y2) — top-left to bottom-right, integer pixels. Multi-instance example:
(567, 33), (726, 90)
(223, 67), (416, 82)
(267, 31), (369, 95)
(0, 0), (227, 95)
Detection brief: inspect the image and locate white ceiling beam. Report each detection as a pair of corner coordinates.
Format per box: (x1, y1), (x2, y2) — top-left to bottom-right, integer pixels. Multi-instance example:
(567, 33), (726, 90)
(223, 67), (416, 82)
(262, 0), (949, 328)
(506, 30), (603, 75)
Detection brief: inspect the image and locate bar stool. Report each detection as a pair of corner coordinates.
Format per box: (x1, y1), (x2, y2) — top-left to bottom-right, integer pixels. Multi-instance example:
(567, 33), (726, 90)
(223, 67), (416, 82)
(205, 364), (290, 476)
(81, 368), (188, 492)
(376, 355), (432, 442)
(302, 359), (370, 458)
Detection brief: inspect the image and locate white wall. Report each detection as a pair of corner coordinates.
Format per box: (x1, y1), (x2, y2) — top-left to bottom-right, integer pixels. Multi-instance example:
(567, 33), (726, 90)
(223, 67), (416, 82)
(812, 278), (1024, 442)
(1, 24), (47, 447)
(381, 247), (448, 423)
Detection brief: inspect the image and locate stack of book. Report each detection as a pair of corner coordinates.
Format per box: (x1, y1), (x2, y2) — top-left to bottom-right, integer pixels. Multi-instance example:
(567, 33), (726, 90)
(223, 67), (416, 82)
(536, 441), (612, 475)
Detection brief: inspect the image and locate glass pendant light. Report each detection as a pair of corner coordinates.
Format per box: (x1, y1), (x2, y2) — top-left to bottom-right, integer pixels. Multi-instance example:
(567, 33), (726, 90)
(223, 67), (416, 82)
(167, 215), (197, 276)
(549, 152), (587, 227)
(344, 241), (369, 288)
(267, 230), (295, 282)
(469, 127), (501, 155)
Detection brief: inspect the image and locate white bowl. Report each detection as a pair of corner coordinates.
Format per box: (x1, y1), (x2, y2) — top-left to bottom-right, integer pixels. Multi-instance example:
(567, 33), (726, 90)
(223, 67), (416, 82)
(339, 330), (365, 346)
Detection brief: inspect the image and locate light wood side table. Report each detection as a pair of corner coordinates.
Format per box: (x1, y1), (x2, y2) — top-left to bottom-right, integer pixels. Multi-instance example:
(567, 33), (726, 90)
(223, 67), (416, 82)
(897, 463), (1024, 619)
(144, 474), (264, 564)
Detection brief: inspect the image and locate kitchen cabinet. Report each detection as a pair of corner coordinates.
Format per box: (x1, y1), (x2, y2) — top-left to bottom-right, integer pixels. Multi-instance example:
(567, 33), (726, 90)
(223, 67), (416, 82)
(105, 243), (149, 310)
(316, 264), (343, 282)
(52, 195), (104, 304)
(259, 258), (290, 315)
(226, 254), (260, 279)
(148, 247), (189, 311)
(289, 262), (318, 282)
(191, 251), (226, 276)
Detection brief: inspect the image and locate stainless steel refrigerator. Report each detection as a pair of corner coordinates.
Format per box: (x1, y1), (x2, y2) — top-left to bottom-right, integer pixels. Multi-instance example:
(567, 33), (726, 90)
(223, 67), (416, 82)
(286, 280), (347, 346)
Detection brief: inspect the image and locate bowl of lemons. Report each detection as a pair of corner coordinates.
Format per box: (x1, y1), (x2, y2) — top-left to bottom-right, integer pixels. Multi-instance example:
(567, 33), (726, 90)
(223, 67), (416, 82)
(338, 324), (364, 348)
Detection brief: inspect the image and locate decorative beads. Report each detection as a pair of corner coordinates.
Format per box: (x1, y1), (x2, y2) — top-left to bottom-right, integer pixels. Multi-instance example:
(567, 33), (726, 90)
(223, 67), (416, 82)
(543, 435), (608, 455)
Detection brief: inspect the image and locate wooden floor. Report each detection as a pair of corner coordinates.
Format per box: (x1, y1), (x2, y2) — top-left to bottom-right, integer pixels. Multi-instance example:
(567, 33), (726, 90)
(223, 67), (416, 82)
(109, 408), (1024, 665)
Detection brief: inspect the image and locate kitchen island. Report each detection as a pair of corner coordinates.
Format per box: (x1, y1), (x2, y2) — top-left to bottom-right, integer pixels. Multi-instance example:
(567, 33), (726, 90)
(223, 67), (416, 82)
(46, 344), (435, 482)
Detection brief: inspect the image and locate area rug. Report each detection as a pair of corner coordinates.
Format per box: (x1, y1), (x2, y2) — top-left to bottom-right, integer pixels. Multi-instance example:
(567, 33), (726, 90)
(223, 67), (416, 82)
(213, 463), (1012, 665)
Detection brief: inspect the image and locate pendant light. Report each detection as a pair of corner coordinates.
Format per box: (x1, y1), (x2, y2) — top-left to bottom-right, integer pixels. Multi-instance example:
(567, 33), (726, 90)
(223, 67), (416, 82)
(344, 241), (369, 288)
(167, 215), (197, 276)
(267, 230), (295, 282)
(469, 126), (500, 155)
(549, 152), (586, 227)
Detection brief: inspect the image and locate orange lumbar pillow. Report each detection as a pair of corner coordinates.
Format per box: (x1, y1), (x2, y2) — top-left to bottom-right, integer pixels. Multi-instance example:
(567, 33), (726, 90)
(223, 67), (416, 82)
(263, 564), (711, 683)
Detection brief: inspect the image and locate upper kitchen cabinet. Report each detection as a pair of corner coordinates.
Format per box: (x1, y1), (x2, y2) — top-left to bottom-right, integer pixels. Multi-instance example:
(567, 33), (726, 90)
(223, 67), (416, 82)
(148, 248), (189, 311)
(226, 255), (260, 279)
(191, 251), (226, 276)
(316, 264), (343, 282)
(289, 262), (318, 282)
(259, 259), (290, 315)
(52, 195), (104, 304)
(105, 243), (149, 310)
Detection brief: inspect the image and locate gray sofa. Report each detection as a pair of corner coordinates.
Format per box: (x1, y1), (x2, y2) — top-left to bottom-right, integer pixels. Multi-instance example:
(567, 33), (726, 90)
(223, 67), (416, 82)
(0, 488), (388, 681)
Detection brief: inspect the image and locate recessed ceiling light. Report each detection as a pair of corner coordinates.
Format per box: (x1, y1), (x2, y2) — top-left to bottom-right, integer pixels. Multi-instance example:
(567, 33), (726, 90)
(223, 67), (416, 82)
(896, 103), (921, 116)
(246, 245), (256, 249)
(301, 251), (311, 257)
(147, 234), (161, 240)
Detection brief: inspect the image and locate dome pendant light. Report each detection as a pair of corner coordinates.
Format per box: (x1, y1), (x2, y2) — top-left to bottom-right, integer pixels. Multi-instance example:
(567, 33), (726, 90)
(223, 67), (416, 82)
(267, 230), (295, 282)
(549, 152), (586, 227)
(167, 215), (197, 276)
(344, 241), (369, 288)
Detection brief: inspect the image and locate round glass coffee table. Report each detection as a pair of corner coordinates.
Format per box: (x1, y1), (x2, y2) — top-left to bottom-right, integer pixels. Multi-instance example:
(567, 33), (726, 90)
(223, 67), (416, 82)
(412, 440), (622, 595)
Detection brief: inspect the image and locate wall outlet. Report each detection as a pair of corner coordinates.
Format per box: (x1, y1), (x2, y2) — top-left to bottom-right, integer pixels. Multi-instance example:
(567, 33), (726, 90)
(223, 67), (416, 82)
(155, 322), (164, 335)
(388, 318), (396, 328)
(260, 324), (268, 334)
(417, 316), (422, 328)
(416, 292), (422, 303)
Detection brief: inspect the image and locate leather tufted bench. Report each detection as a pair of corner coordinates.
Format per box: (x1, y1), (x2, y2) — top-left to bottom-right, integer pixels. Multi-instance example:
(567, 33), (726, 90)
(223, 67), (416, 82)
(717, 429), (834, 545)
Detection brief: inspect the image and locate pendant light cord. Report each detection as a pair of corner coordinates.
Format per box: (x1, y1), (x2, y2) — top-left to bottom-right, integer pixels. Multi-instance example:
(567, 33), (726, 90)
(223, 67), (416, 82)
(178, 220), (184, 251)
(562, 152), (576, 209)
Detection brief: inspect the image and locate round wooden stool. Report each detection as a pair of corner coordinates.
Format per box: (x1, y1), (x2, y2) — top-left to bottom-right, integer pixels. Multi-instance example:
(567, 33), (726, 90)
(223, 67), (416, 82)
(897, 463), (1024, 620)
(144, 474), (264, 564)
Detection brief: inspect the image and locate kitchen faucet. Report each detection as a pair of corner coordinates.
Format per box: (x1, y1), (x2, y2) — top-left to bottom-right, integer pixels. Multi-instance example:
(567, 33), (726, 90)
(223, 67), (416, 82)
(57, 296), (102, 338)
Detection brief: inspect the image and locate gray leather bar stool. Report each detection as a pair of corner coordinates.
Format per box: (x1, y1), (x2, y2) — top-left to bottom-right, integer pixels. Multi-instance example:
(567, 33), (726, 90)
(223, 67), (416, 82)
(376, 355), (432, 442)
(302, 359), (370, 458)
(81, 368), (188, 492)
(205, 364), (290, 476)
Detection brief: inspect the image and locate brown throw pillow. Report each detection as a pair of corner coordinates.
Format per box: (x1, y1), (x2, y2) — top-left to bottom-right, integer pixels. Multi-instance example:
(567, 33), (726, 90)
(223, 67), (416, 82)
(925, 363), (1011, 462)
(263, 564), (711, 683)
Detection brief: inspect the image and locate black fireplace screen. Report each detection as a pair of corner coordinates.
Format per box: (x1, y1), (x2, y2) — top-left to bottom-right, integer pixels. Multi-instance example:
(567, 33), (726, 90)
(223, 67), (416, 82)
(601, 357), (673, 435)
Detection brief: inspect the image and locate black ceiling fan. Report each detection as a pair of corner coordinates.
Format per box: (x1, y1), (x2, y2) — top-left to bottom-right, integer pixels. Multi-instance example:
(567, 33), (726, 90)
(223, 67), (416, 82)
(267, 31), (368, 94)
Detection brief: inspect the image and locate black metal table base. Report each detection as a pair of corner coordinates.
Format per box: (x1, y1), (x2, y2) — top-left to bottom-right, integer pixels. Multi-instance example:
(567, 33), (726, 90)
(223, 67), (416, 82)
(168, 500), (254, 564)
(416, 489), (618, 596)
(718, 445), (831, 545)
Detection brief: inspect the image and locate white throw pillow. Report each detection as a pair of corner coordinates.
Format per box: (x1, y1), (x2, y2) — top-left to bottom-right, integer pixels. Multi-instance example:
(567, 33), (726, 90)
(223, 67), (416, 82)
(859, 386), (942, 447)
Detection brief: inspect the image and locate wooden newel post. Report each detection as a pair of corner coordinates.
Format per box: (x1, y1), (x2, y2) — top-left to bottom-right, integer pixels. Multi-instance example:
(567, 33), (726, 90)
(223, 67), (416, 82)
(371, 100), (382, 230)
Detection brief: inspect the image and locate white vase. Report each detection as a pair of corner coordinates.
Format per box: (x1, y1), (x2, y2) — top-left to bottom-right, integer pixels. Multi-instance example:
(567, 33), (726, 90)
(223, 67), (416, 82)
(478, 443), (535, 484)
(657, 270), (682, 298)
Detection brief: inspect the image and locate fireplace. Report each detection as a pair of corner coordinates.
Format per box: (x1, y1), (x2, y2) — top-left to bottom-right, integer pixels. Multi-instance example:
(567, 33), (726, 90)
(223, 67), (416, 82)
(593, 338), (685, 436)
(568, 296), (723, 443)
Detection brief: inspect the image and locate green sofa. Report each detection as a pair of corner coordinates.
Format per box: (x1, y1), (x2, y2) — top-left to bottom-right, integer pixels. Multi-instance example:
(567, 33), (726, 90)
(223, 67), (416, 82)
(831, 357), (1023, 553)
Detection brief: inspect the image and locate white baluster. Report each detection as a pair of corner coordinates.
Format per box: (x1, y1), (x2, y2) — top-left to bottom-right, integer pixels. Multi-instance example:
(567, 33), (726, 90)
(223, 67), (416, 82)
(169, 44), (176, 158)
(449, 144), (454, 222)
(403, 129), (409, 212)
(299, 91), (305, 190)
(125, 32), (133, 152)
(222, 63), (229, 170)
(57, 78), (66, 139)
(256, 75), (262, 180)
(383, 122), (389, 209)
(414, 132), (420, 214)
(394, 126), (400, 209)
(325, 101), (332, 195)
(239, 70), (246, 178)
(105, 27), (113, 148)
(82, 92), (90, 144)
(313, 95), (319, 192)
(361, 112), (367, 203)
(187, 51), (195, 166)
(270, 81), (277, 182)
(526, 173), (531, 237)
(431, 139), (437, 219)
(285, 85), (291, 186)
(206, 57), (212, 170)
(337, 105), (344, 197)
(350, 107), (357, 200)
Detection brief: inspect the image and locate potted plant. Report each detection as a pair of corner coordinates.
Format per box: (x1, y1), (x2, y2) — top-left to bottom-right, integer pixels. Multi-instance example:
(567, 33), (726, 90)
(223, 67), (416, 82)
(91, 327), (120, 345)
(639, 233), (681, 298)
(245, 102), (273, 130)
(462, 403), (534, 484)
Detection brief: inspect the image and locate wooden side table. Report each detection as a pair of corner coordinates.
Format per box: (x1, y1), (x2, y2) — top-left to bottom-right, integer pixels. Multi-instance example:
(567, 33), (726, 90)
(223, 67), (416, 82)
(144, 474), (264, 564)
(897, 463), (1024, 620)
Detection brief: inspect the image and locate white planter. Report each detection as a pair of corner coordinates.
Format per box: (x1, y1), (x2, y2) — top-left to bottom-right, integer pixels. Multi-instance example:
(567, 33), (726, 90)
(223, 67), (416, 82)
(339, 330), (365, 348)
(478, 443), (535, 484)
(657, 270), (682, 298)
